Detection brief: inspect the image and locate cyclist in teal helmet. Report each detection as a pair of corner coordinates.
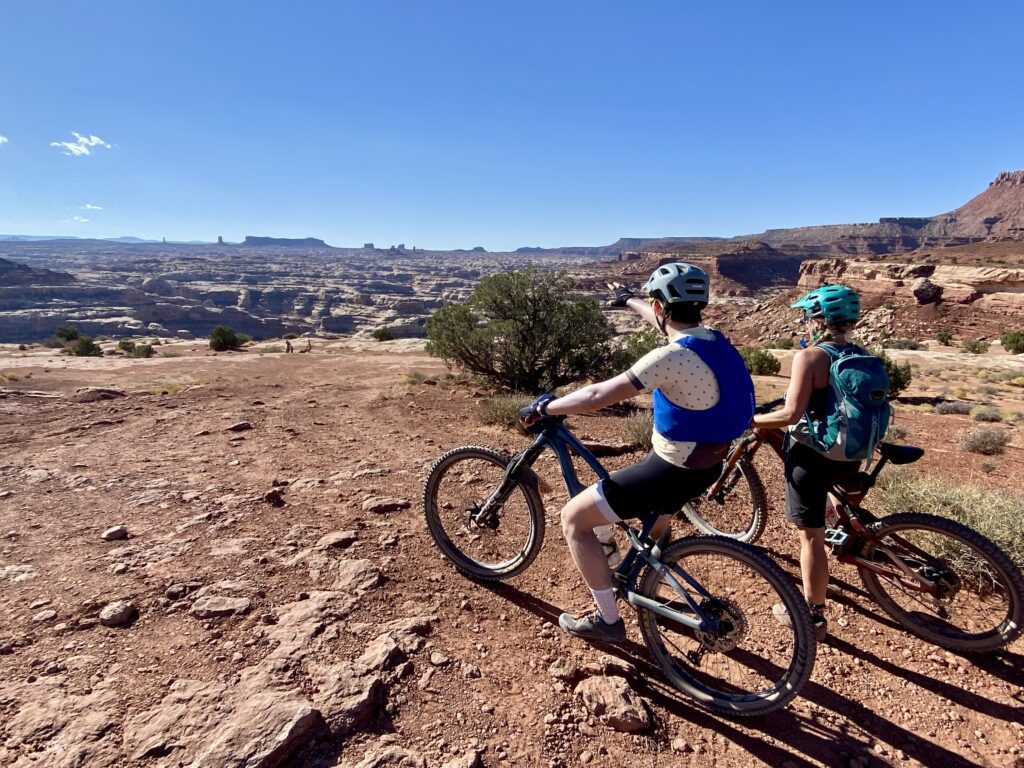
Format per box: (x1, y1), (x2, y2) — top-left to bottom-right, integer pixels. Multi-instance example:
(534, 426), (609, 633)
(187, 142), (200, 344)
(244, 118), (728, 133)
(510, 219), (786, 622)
(752, 283), (866, 641)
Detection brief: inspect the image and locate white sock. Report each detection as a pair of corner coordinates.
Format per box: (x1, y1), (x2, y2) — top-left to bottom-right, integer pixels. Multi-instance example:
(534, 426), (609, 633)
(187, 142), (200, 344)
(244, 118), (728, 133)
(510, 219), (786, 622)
(590, 588), (620, 624)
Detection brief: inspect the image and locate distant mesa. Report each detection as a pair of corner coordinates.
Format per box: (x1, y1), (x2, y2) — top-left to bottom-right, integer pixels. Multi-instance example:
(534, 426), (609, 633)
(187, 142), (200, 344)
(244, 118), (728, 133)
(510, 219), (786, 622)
(0, 257), (76, 286)
(242, 236), (331, 248)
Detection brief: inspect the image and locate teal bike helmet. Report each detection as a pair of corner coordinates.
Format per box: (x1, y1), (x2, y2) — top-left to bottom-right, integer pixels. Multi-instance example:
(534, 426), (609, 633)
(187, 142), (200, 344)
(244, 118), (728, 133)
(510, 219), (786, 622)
(642, 262), (710, 305)
(791, 284), (861, 324)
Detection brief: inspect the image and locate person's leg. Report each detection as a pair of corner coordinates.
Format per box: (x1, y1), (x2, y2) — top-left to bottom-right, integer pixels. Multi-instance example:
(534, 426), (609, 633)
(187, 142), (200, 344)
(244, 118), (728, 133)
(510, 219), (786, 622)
(797, 526), (828, 604)
(560, 491), (616, 592)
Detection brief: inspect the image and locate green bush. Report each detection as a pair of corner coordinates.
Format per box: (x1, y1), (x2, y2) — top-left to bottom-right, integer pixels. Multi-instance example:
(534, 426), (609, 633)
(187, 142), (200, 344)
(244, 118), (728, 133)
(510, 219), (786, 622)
(876, 472), (1024, 571)
(54, 323), (80, 342)
(874, 349), (912, 397)
(132, 344), (154, 359)
(885, 338), (924, 351)
(1001, 330), (1024, 355)
(426, 269), (618, 393)
(769, 337), (795, 350)
(478, 394), (532, 429)
(69, 336), (102, 357)
(935, 330), (953, 346)
(970, 405), (1003, 422)
(209, 325), (242, 351)
(117, 340), (136, 353)
(371, 327), (395, 342)
(959, 427), (1010, 455)
(623, 327), (661, 360)
(934, 401), (972, 416)
(961, 338), (990, 355)
(621, 410), (654, 452)
(739, 347), (781, 376)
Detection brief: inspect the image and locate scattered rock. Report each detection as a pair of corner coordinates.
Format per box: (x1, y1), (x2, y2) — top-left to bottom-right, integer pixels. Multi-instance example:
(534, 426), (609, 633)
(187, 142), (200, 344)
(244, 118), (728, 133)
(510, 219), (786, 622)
(429, 651), (450, 666)
(189, 596), (252, 619)
(99, 599), (138, 627)
(911, 277), (943, 305)
(72, 387), (126, 402)
(357, 633), (406, 671)
(548, 656), (579, 682)
(441, 750), (484, 768)
(226, 421), (254, 432)
(350, 746), (427, 768)
(101, 525), (128, 541)
(32, 608), (57, 622)
(315, 530), (358, 550)
(334, 559), (384, 593)
(671, 737), (693, 753)
(165, 581), (203, 600)
(361, 496), (410, 514)
(575, 675), (651, 733)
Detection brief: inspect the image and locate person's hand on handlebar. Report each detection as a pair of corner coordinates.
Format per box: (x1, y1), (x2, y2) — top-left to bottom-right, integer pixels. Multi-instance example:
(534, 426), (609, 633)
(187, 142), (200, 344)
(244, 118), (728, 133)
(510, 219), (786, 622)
(519, 393), (557, 428)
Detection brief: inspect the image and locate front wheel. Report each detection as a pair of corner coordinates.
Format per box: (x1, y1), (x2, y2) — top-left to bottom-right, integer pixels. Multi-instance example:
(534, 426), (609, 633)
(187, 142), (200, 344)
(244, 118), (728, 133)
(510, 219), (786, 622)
(423, 445), (546, 581)
(636, 536), (816, 717)
(681, 457), (769, 543)
(858, 512), (1024, 652)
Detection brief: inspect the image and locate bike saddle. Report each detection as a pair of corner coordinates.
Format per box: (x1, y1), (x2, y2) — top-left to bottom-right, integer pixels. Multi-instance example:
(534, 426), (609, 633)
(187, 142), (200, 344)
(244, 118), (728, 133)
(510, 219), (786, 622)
(878, 443), (924, 465)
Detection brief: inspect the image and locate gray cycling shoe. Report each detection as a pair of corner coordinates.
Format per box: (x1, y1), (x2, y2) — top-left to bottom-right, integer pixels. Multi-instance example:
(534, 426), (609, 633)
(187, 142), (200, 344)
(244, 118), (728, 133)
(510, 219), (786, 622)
(558, 611), (626, 644)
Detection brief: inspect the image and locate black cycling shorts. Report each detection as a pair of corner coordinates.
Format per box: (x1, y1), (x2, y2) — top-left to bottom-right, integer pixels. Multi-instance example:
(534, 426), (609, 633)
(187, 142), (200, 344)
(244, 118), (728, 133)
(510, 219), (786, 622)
(594, 450), (723, 522)
(784, 441), (860, 529)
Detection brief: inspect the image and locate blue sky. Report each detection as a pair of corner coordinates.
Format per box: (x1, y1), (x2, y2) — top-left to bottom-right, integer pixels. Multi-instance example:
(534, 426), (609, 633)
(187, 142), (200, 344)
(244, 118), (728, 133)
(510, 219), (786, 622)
(1, 1), (1022, 249)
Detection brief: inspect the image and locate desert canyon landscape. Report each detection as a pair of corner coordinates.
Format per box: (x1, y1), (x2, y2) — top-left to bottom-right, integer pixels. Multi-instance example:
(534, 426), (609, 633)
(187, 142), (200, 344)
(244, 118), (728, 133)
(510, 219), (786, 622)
(1, 171), (1024, 768)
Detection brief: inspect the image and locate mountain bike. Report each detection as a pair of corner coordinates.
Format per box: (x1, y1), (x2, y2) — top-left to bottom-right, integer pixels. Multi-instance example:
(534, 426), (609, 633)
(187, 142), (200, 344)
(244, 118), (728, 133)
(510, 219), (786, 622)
(423, 412), (816, 717)
(683, 398), (1024, 652)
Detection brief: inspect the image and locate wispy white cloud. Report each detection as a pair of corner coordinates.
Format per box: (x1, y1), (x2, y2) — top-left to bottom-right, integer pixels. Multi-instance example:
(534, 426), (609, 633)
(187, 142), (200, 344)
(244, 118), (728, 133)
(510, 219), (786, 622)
(81, 203), (103, 210)
(0, 135), (9, 145)
(50, 132), (111, 157)
(62, 215), (90, 224)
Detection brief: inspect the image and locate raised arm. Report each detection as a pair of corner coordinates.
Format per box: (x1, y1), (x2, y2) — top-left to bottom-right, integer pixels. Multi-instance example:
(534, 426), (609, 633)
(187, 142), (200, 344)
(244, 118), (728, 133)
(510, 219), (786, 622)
(545, 373), (641, 417)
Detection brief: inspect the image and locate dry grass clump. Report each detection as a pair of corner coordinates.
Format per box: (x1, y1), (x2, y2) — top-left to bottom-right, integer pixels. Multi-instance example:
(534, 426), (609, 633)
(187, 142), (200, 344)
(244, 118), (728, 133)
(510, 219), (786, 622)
(478, 394), (532, 429)
(621, 410), (654, 452)
(402, 371), (427, 385)
(970, 405), (1003, 422)
(934, 401), (972, 416)
(0, 371), (20, 382)
(959, 427), (1010, 455)
(876, 471), (1024, 570)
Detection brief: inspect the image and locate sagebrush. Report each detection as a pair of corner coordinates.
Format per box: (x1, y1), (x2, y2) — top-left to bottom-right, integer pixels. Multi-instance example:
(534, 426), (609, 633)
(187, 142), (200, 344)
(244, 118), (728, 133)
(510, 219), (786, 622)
(959, 427), (1010, 455)
(740, 347), (781, 376)
(478, 394), (532, 429)
(621, 410), (654, 452)
(876, 471), (1024, 570)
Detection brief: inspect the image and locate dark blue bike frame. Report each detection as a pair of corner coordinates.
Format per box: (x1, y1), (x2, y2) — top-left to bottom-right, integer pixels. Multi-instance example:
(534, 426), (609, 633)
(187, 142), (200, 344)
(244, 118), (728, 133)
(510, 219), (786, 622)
(512, 419), (719, 634)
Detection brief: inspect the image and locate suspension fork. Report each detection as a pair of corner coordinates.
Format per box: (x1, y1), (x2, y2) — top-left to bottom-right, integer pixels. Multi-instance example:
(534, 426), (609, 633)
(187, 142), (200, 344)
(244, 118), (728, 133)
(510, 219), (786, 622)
(472, 438), (546, 526)
(705, 435), (760, 500)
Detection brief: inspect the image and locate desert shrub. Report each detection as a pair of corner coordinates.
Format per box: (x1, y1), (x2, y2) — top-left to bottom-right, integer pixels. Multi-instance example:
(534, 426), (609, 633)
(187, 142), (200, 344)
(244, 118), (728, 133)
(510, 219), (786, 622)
(426, 269), (618, 393)
(132, 344), (154, 359)
(69, 336), (102, 357)
(934, 401), (972, 416)
(885, 338), (924, 351)
(740, 347), (781, 376)
(54, 323), (80, 342)
(961, 338), (990, 355)
(876, 472), (1024, 570)
(0, 371), (19, 382)
(971, 405), (1003, 422)
(624, 327), (661, 360)
(371, 327), (394, 342)
(887, 423), (908, 440)
(767, 337), (795, 350)
(256, 345), (283, 354)
(876, 350), (912, 398)
(1006, 411), (1023, 423)
(158, 349), (182, 358)
(283, 333), (299, 340)
(1010, 377), (1024, 388)
(621, 409), (654, 452)
(935, 330), (953, 346)
(209, 325), (242, 351)
(402, 371), (426, 385)
(478, 394), (532, 429)
(117, 340), (136, 353)
(1001, 330), (1024, 355)
(959, 427), (1010, 456)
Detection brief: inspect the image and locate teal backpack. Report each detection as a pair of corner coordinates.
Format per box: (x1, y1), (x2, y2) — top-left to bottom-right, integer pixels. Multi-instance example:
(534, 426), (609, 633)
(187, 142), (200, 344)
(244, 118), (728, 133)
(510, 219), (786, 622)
(803, 344), (891, 464)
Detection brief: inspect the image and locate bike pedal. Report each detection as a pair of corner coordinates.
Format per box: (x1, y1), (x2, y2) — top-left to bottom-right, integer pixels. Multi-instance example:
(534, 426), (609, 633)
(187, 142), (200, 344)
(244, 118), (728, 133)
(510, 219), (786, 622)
(823, 529), (849, 549)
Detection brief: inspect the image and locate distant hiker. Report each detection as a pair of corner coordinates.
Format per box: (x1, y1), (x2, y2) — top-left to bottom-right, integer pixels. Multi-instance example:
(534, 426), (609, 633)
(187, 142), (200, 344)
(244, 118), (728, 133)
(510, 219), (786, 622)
(285, 339), (294, 353)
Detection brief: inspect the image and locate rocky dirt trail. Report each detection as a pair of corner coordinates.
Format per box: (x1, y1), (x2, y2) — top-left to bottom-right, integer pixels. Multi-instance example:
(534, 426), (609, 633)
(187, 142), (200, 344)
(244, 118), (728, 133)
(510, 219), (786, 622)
(0, 343), (1022, 767)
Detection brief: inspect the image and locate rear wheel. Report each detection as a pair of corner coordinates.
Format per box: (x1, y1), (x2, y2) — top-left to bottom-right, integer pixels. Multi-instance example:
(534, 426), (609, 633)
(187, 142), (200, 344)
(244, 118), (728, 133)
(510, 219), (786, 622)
(636, 536), (815, 717)
(858, 512), (1024, 651)
(423, 445), (546, 581)
(682, 457), (768, 543)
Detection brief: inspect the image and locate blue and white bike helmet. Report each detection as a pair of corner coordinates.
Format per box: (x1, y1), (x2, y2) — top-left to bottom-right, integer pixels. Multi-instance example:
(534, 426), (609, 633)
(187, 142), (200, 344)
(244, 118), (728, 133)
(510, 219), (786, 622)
(641, 262), (710, 305)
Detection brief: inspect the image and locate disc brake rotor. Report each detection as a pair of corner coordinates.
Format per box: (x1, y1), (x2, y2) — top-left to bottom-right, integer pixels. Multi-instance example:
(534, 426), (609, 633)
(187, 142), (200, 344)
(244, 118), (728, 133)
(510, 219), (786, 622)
(694, 597), (748, 653)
